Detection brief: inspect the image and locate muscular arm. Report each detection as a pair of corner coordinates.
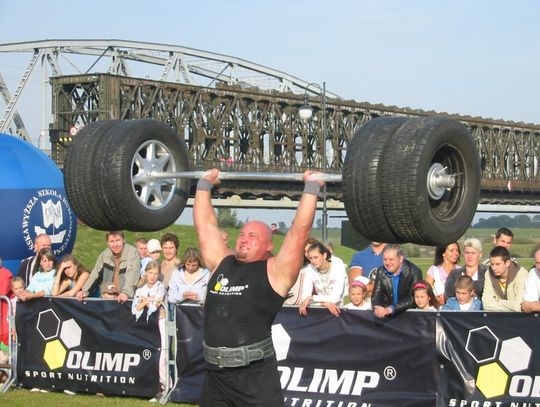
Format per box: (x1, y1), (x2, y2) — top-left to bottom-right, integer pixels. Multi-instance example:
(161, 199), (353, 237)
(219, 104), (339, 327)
(193, 169), (233, 272)
(268, 172), (322, 297)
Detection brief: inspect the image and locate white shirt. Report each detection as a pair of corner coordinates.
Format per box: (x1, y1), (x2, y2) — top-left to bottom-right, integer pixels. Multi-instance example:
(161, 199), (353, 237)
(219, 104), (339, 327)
(523, 267), (540, 302)
(300, 259), (348, 306)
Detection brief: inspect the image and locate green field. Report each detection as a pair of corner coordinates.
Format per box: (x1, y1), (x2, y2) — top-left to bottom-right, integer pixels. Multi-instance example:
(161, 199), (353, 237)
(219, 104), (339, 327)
(0, 388), (193, 406)
(71, 224), (539, 276)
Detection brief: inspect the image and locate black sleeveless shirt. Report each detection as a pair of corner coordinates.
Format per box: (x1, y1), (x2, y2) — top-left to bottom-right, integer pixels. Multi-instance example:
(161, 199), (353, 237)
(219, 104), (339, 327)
(204, 255), (285, 348)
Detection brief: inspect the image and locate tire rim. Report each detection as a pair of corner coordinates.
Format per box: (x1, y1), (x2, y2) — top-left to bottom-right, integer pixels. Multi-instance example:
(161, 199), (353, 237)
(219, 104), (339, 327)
(427, 145), (463, 219)
(130, 140), (177, 210)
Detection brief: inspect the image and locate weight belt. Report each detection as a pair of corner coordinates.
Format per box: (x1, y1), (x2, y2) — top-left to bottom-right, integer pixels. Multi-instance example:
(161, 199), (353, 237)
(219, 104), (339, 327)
(203, 337), (275, 368)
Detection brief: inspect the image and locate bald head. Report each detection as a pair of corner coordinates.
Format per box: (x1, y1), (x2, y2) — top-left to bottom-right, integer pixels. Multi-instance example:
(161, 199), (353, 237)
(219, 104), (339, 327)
(235, 221), (274, 262)
(34, 234), (51, 254)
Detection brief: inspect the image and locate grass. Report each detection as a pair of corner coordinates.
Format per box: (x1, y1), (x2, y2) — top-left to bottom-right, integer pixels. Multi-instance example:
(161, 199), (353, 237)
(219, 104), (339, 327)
(72, 224), (539, 276)
(0, 388), (195, 406)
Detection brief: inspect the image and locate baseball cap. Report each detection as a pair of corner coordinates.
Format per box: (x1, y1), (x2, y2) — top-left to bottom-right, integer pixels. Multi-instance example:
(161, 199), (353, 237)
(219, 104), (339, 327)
(147, 239), (162, 253)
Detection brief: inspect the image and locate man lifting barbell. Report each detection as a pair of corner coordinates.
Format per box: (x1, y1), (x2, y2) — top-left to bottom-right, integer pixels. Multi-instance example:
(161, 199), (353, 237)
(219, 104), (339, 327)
(193, 168), (323, 407)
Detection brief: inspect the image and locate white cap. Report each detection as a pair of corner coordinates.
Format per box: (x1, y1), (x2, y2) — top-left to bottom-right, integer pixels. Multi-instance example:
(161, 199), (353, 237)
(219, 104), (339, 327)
(147, 239), (162, 253)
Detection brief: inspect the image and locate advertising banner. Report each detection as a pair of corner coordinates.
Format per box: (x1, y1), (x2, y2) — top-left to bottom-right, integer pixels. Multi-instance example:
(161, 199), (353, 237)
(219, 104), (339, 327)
(16, 298), (160, 397)
(171, 305), (439, 406)
(437, 312), (540, 406)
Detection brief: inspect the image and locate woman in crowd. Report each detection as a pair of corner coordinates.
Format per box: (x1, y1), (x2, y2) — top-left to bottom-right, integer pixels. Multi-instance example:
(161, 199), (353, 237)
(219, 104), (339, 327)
(19, 248), (57, 301)
(168, 247), (210, 304)
(426, 242), (460, 304)
(284, 237), (319, 306)
(52, 255), (90, 297)
(444, 238), (487, 299)
(160, 233), (181, 288)
(298, 241), (347, 317)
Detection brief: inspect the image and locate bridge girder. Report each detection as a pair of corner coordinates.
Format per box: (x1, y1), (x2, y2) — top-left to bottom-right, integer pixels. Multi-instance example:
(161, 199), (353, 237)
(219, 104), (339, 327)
(1, 39), (539, 206)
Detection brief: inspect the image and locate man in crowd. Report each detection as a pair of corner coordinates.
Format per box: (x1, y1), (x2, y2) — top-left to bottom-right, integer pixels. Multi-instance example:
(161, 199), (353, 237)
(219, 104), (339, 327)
(492, 227), (514, 250)
(349, 241), (386, 295)
(76, 231), (140, 303)
(193, 168), (322, 407)
(371, 244), (422, 318)
(17, 234), (51, 285)
(521, 247), (540, 313)
(482, 246), (527, 311)
(135, 237), (148, 259)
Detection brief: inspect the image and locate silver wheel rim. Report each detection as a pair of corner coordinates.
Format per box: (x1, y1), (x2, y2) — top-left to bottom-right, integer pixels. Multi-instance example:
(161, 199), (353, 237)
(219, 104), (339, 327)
(427, 162), (457, 200)
(130, 140), (177, 210)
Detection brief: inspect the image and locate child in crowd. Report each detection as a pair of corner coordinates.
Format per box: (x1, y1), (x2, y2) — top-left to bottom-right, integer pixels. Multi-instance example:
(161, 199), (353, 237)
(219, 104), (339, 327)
(131, 261), (168, 399)
(10, 277), (24, 339)
(19, 248), (57, 301)
(345, 281), (372, 310)
(140, 239), (162, 276)
(413, 280), (440, 311)
(135, 237), (149, 259)
(442, 275), (483, 311)
(52, 255), (90, 297)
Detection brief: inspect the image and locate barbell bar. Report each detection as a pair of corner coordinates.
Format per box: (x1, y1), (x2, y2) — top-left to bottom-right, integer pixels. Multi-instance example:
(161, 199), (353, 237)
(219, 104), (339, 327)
(148, 171), (343, 183)
(147, 169), (457, 190)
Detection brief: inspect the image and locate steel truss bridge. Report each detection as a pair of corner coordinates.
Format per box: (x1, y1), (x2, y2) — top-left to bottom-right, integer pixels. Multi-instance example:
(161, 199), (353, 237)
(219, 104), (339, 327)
(1, 40), (539, 208)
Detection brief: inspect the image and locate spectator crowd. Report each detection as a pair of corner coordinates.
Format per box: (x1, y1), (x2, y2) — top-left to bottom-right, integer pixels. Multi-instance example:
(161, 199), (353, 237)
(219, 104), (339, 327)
(1, 225), (540, 391)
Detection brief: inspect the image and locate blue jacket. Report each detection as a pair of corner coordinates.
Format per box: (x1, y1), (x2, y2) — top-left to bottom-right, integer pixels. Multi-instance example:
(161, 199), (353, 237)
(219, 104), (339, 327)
(442, 296), (482, 311)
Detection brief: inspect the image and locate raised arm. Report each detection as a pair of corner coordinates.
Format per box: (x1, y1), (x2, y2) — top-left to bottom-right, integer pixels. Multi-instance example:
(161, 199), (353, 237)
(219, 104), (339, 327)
(268, 171), (323, 297)
(193, 169), (233, 272)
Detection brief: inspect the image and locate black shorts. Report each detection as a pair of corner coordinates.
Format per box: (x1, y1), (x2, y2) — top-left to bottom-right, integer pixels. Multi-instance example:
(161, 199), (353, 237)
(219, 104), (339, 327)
(200, 357), (284, 407)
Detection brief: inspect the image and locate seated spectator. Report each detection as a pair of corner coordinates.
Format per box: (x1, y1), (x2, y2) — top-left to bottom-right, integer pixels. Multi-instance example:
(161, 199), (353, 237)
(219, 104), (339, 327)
(140, 239), (162, 276)
(425, 242), (460, 304)
(412, 280), (440, 311)
(284, 237), (320, 306)
(76, 231), (140, 303)
(168, 247), (210, 304)
(131, 261), (168, 400)
(442, 275), (482, 311)
(445, 238), (487, 299)
(345, 281), (371, 310)
(19, 248), (57, 301)
(372, 244), (422, 318)
(522, 247), (540, 313)
(135, 237), (149, 260)
(17, 234), (51, 286)
(52, 255), (90, 297)
(160, 233), (181, 288)
(482, 246), (527, 312)
(298, 241), (347, 317)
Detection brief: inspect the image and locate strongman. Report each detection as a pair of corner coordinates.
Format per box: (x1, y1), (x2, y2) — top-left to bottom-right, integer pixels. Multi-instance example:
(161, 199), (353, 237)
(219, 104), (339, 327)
(194, 169), (322, 407)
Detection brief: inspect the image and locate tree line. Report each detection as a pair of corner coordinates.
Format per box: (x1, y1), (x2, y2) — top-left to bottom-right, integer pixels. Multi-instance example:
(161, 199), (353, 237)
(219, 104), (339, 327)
(473, 214), (540, 228)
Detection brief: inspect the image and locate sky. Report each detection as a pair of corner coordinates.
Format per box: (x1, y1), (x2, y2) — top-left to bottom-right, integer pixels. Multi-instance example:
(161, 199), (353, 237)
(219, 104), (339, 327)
(1, 0), (539, 229)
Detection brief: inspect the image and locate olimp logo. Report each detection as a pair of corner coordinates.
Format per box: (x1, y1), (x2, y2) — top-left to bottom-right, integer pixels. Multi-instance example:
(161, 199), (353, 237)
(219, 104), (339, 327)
(22, 188), (74, 254)
(463, 325), (539, 400)
(272, 323), (380, 407)
(27, 309), (146, 385)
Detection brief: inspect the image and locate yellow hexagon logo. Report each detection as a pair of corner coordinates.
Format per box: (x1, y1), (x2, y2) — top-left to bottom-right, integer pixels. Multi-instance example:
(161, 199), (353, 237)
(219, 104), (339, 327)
(477, 362), (508, 398)
(43, 339), (67, 370)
